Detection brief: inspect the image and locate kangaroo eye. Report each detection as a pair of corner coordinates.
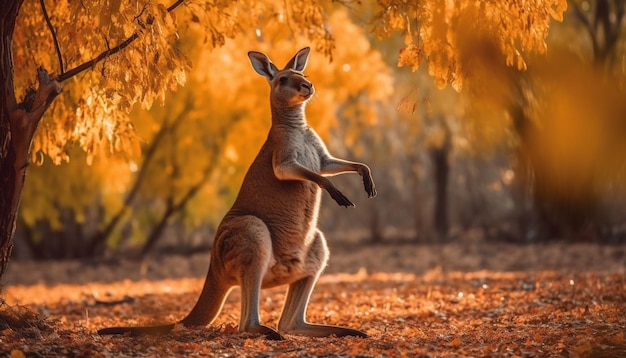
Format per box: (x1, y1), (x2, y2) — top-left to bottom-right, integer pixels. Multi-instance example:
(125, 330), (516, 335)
(279, 76), (288, 84)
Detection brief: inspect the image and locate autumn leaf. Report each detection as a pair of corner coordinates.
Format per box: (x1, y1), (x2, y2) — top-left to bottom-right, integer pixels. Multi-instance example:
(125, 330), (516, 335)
(611, 331), (625, 345)
(449, 337), (462, 347)
(10, 351), (25, 358)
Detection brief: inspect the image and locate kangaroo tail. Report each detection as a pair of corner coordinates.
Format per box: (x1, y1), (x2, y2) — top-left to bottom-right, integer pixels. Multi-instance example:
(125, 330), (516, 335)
(180, 266), (231, 327)
(98, 265), (229, 336)
(98, 323), (176, 336)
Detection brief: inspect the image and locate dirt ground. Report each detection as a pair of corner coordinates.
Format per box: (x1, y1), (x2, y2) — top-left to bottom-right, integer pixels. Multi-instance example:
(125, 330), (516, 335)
(1, 241), (625, 357)
(3, 241), (625, 286)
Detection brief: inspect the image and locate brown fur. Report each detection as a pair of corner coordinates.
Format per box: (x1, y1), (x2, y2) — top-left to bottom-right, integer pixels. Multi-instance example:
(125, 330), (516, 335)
(98, 47), (376, 340)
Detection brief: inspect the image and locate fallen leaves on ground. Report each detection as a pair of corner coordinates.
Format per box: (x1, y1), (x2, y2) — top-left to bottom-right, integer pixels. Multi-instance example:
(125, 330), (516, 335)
(2, 268), (625, 357)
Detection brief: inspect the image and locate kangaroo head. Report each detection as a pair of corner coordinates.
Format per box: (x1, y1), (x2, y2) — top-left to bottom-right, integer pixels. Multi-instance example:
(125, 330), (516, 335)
(248, 47), (314, 109)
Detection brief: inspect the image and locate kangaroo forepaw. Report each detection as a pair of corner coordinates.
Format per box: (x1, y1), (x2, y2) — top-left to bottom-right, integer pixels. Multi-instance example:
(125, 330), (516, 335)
(364, 177), (377, 198)
(329, 189), (355, 207)
(358, 166), (376, 198)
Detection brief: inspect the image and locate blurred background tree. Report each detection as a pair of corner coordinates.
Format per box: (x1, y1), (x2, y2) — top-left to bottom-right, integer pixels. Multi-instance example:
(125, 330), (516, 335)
(7, 0), (626, 266)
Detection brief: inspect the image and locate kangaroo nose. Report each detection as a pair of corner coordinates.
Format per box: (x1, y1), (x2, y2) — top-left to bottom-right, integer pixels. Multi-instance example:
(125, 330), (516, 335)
(301, 82), (312, 90)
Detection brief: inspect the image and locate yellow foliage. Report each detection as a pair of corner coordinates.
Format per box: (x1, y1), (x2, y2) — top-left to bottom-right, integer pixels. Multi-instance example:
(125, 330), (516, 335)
(14, 0), (338, 165)
(14, 0), (568, 169)
(20, 148), (129, 231)
(15, 0), (188, 164)
(372, 0), (568, 89)
(460, 34), (626, 196)
(528, 53), (626, 194)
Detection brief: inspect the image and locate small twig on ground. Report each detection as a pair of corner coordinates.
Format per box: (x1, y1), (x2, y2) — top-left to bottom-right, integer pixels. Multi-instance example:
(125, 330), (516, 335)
(93, 296), (135, 307)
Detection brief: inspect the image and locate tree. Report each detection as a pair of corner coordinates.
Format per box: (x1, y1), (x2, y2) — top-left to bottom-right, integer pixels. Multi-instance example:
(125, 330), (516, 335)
(367, 0), (567, 241)
(571, 0), (626, 71)
(428, 115), (451, 238)
(502, 0), (626, 240)
(453, 1), (626, 241)
(1, 0), (63, 279)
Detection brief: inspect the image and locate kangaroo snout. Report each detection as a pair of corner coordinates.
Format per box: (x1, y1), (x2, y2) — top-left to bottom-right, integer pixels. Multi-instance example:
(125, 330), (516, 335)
(300, 82), (314, 97)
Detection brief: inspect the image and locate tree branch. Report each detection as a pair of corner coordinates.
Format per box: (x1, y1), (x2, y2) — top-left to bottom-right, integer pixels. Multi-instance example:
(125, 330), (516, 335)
(29, 67), (63, 119)
(167, 0), (184, 12)
(7, 67), (62, 187)
(11, 67), (62, 142)
(572, 2), (599, 59)
(138, 114), (243, 257)
(139, 154), (217, 258)
(55, 0), (185, 83)
(572, 3), (592, 33)
(39, 0), (64, 74)
(85, 98), (192, 256)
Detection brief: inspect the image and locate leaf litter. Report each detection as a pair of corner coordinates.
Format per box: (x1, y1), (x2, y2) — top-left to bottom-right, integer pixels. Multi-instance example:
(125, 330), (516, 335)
(1, 242), (625, 357)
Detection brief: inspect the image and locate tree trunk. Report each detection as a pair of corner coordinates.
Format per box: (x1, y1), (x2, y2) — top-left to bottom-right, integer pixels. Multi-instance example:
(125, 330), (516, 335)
(0, 0), (26, 280)
(430, 118), (451, 240)
(0, 0), (62, 279)
(368, 203), (383, 243)
(408, 151), (425, 242)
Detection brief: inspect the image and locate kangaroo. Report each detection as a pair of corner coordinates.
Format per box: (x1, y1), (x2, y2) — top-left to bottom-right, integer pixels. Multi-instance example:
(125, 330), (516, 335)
(98, 47), (376, 340)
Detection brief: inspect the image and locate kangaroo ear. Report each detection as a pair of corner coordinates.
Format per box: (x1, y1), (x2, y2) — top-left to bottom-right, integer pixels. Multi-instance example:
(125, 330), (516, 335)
(285, 47), (310, 72)
(248, 51), (279, 80)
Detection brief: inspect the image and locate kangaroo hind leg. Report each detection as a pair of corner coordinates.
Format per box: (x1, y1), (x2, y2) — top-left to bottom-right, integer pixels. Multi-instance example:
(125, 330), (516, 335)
(277, 229), (367, 338)
(221, 215), (283, 340)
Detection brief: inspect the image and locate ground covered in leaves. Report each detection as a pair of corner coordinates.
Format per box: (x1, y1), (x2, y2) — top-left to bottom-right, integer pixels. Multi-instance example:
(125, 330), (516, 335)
(1, 241), (626, 357)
